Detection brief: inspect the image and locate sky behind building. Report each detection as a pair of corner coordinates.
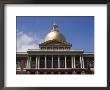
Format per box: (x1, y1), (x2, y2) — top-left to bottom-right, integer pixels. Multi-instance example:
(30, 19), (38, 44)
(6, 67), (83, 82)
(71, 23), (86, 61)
(16, 16), (94, 52)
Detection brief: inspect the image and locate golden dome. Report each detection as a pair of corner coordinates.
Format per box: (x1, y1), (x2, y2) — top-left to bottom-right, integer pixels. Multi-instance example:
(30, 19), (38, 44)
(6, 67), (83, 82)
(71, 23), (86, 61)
(44, 24), (66, 42)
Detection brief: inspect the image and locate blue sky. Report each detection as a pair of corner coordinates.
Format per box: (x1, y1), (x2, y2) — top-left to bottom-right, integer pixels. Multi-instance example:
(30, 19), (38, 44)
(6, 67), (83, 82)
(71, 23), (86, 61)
(16, 16), (94, 52)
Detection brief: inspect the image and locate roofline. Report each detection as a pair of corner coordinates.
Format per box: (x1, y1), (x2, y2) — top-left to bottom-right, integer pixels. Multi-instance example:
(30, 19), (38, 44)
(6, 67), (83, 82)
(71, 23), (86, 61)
(16, 52), (27, 54)
(83, 52), (94, 54)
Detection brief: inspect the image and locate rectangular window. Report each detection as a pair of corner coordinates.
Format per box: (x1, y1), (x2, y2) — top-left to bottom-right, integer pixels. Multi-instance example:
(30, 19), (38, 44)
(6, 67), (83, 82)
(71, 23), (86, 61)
(39, 56), (45, 68)
(66, 56), (72, 68)
(30, 56), (36, 68)
(46, 59), (52, 68)
(60, 59), (65, 68)
(53, 59), (58, 68)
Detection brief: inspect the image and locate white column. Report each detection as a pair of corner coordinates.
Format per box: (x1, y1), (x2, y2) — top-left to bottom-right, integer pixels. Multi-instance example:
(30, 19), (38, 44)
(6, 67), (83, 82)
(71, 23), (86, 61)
(82, 56), (84, 68)
(36, 56), (38, 69)
(26, 56), (29, 69)
(45, 55), (46, 68)
(74, 56), (76, 68)
(38, 56), (39, 69)
(58, 56), (60, 68)
(71, 56), (73, 68)
(29, 56), (31, 69)
(65, 56), (66, 68)
(80, 55), (82, 68)
(52, 55), (53, 68)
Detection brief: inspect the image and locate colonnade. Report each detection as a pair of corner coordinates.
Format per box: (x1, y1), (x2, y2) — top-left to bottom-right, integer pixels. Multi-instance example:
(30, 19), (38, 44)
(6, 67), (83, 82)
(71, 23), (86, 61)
(26, 55), (85, 69)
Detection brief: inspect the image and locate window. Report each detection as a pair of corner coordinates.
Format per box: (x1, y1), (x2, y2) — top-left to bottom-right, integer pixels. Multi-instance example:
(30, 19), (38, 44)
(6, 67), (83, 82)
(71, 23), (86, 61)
(66, 56), (72, 68)
(53, 56), (58, 68)
(60, 56), (65, 68)
(39, 56), (45, 68)
(46, 56), (52, 68)
(60, 59), (65, 68)
(30, 56), (36, 68)
(31, 60), (36, 68)
(47, 59), (52, 68)
(75, 56), (80, 68)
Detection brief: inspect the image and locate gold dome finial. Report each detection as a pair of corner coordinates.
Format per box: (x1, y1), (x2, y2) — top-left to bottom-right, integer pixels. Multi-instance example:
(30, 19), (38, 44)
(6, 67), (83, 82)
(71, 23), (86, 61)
(52, 23), (58, 31)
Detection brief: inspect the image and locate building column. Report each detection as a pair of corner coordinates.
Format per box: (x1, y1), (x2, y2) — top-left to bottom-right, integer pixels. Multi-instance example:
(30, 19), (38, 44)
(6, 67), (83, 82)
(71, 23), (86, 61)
(37, 56), (39, 69)
(45, 55), (46, 68)
(82, 56), (85, 68)
(36, 56), (38, 69)
(58, 55), (60, 68)
(80, 55), (82, 68)
(65, 55), (66, 68)
(52, 55), (53, 68)
(71, 56), (73, 68)
(74, 56), (76, 68)
(26, 57), (29, 69)
(28, 56), (31, 69)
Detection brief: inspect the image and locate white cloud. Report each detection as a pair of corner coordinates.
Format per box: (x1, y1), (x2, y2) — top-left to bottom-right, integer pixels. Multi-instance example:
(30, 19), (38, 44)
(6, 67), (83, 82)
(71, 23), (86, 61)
(17, 31), (43, 52)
